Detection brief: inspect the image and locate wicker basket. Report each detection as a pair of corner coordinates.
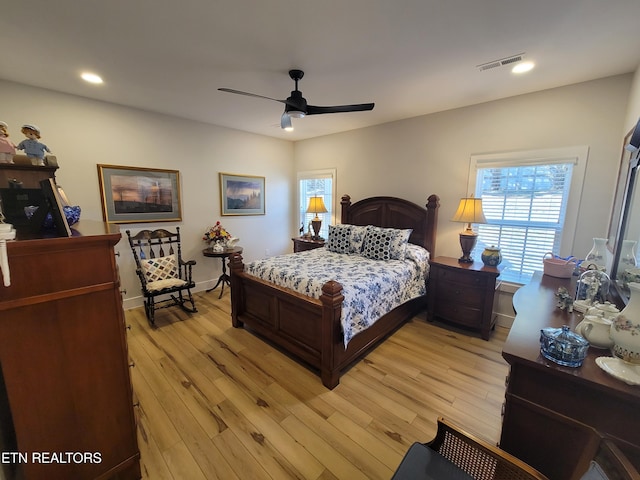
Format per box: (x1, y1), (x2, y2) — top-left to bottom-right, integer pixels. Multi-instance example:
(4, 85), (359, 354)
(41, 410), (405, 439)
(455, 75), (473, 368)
(543, 253), (577, 278)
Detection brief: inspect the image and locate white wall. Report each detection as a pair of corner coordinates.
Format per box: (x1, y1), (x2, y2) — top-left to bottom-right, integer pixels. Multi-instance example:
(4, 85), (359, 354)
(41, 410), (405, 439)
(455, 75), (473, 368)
(294, 74), (632, 263)
(624, 66), (640, 131)
(0, 80), (294, 308)
(1, 73), (635, 318)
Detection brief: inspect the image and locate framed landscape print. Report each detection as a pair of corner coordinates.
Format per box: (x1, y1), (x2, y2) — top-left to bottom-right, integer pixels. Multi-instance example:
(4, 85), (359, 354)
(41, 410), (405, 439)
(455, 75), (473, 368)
(220, 173), (265, 216)
(97, 164), (182, 223)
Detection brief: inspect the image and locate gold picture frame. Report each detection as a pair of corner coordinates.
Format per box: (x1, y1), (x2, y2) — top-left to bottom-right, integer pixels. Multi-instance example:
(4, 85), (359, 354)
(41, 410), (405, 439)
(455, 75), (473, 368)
(97, 164), (182, 223)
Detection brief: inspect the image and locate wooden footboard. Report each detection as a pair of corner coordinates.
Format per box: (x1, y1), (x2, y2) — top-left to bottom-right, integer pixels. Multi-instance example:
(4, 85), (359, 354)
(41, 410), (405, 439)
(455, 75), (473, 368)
(228, 252), (422, 389)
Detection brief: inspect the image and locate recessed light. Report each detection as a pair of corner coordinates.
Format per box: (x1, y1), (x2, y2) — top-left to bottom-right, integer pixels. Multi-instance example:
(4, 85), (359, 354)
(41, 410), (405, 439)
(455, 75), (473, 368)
(512, 62), (535, 74)
(81, 72), (103, 84)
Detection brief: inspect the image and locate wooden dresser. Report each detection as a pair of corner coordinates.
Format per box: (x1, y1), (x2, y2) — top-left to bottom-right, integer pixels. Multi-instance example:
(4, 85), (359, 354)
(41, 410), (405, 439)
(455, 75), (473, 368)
(0, 221), (140, 479)
(0, 163), (58, 188)
(501, 271), (640, 479)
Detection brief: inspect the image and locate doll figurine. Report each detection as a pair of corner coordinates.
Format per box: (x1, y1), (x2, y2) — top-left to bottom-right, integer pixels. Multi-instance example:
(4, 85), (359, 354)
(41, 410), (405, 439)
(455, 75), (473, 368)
(0, 122), (16, 164)
(17, 124), (50, 166)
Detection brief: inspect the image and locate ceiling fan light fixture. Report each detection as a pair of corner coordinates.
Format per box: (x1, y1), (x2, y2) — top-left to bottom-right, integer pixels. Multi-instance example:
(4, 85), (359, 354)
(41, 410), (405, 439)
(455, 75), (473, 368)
(287, 110), (306, 119)
(281, 113), (294, 131)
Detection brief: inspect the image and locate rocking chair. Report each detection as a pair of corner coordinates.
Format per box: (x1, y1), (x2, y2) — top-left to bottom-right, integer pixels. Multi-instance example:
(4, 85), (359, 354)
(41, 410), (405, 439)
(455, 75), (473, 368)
(127, 227), (197, 326)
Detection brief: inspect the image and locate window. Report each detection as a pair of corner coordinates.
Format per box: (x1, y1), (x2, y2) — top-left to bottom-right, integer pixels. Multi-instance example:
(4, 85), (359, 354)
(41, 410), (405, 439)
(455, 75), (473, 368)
(470, 146), (588, 284)
(297, 169), (336, 239)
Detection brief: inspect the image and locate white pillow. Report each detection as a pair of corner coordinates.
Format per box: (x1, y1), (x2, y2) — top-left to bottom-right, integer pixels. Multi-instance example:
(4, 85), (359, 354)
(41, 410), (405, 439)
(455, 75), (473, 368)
(349, 225), (370, 254)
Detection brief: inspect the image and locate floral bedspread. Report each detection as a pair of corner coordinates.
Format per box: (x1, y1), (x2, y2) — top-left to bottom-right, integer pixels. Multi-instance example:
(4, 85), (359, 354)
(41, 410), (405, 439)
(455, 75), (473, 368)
(245, 244), (430, 346)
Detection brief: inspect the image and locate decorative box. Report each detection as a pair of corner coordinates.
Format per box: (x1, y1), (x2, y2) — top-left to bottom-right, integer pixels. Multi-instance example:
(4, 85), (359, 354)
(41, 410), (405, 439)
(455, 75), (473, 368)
(540, 325), (589, 367)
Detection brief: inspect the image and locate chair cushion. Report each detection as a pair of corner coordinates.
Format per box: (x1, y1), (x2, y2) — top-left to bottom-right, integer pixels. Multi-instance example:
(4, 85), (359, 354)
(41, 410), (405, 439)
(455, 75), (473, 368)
(580, 461), (610, 480)
(146, 277), (188, 292)
(141, 254), (179, 283)
(391, 442), (473, 480)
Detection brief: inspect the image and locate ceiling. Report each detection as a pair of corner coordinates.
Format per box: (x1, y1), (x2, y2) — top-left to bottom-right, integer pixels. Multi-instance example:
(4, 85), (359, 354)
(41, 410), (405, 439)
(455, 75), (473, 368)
(1, 0), (640, 141)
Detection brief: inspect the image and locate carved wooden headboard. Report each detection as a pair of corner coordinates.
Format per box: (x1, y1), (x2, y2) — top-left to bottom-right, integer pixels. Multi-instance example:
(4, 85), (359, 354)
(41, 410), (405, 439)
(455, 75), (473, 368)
(340, 194), (440, 255)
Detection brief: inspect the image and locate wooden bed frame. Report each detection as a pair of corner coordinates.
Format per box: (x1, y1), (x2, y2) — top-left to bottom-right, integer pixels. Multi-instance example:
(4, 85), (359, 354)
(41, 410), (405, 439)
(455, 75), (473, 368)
(229, 194), (440, 389)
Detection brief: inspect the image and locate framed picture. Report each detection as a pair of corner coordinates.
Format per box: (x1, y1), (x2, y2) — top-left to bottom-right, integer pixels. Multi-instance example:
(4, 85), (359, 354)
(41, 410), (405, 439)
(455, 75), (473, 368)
(219, 173), (265, 216)
(97, 164), (182, 223)
(607, 128), (635, 252)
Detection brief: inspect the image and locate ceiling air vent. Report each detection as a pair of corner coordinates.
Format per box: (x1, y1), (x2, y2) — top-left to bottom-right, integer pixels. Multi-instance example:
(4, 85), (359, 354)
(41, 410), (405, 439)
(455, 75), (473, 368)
(477, 53), (525, 71)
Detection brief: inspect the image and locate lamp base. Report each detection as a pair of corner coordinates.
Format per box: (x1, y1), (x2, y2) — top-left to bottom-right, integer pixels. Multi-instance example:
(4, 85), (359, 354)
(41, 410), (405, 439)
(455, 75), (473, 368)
(311, 219), (322, 240)
(458, 232), (478, 263)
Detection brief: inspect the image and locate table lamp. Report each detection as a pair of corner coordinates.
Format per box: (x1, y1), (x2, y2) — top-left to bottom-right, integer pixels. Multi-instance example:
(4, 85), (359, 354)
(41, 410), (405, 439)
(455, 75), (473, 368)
(451, 196), (486, 263)
(306, 196), (328, 240)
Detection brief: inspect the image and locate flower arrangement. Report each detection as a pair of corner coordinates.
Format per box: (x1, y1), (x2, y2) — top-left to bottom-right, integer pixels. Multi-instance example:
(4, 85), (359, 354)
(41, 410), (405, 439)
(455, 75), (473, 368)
(203, 221), (231, 244)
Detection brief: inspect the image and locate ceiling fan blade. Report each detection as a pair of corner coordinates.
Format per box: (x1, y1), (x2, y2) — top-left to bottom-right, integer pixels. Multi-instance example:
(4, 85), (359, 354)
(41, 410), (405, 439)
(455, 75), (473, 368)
(218, 88), (286, 105)
(306, 103), (375, 115)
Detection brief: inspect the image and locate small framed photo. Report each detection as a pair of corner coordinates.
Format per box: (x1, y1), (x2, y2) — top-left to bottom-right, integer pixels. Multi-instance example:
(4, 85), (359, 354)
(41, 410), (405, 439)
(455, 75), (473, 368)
(219, 173), (265, 216)
(97, 164), (182, 223)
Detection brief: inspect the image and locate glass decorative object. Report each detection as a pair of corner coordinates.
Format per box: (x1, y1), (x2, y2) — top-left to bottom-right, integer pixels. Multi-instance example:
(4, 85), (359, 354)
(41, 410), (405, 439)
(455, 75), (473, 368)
(575, 269), (611, 305)
(540, 325), (589, 367)
(584, 237), (607, 270)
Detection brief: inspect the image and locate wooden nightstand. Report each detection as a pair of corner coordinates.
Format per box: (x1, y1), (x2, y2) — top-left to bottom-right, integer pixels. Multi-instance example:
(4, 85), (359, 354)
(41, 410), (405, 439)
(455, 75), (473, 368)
(292, 236), (326, 253)
(427, 256), (503, 340)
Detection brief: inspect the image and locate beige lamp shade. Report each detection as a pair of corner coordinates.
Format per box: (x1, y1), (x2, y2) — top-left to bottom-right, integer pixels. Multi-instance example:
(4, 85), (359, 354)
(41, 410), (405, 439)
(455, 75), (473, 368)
(451, 197), (487, 234)
(306, 197), (328, 219)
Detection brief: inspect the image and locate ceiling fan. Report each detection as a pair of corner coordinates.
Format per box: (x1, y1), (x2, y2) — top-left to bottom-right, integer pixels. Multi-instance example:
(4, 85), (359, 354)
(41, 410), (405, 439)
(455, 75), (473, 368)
(218, 69), (375, 130)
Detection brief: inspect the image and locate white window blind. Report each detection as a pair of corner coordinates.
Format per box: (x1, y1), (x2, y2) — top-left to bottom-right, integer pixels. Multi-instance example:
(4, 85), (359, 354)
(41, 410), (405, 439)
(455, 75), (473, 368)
(472, 161), (575, 283)
(297, 169), (335, 239)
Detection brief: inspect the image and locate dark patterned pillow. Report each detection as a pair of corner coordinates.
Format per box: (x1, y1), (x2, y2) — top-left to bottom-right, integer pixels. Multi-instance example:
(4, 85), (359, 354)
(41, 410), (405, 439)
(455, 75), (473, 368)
(362, 227), (412, 260)
(327, 224), (353, 254)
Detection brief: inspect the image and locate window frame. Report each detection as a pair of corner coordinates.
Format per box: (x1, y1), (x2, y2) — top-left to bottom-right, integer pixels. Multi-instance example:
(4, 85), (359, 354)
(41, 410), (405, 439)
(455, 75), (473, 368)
(469, 146), (589, 284)
(296, 168), (337, 239)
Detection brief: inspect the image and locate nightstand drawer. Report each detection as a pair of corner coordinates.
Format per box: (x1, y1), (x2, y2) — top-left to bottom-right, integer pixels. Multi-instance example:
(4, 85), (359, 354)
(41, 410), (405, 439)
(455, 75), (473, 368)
(435, 280), (485, 306)
(433, 302), (483, 327)
(434, 266), (490, 288)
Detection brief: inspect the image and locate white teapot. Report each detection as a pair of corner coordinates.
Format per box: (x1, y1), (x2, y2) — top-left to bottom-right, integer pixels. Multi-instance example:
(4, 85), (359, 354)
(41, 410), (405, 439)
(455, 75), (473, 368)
(575, 315), (613, 349)
(586, 302), (620, 320)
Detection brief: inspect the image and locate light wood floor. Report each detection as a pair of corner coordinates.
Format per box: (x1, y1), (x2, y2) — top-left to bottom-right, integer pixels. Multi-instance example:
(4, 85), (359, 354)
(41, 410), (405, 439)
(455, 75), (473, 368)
(126, 290), (510, 480)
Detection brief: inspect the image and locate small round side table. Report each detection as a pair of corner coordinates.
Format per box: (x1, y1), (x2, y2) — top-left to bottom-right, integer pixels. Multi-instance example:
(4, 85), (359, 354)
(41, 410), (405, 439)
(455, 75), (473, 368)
(202, 246), (243, 299)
